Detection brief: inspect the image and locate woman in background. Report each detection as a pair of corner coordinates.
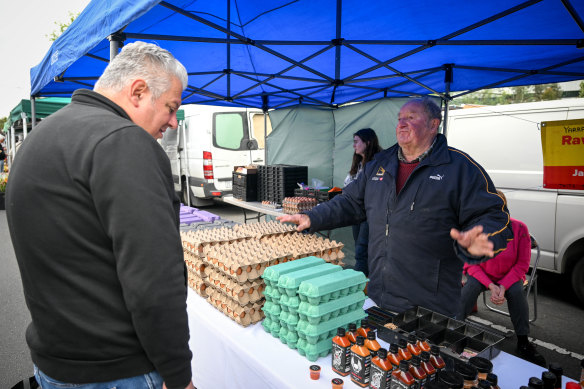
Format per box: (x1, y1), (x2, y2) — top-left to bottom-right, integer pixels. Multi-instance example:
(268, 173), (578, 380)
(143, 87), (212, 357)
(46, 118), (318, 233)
(344, 128), (382, 276)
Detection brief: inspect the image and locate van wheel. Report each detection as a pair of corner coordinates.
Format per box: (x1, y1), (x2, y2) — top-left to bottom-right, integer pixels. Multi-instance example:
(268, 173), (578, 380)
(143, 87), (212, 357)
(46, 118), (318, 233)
(572, 258), (584, 306)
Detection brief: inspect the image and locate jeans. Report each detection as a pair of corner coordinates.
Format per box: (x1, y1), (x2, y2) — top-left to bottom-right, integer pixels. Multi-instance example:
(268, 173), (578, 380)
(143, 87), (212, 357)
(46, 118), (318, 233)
(351, 221), (369, 276)
(34, 366), (163, 389)
(457, 276), (530, 336)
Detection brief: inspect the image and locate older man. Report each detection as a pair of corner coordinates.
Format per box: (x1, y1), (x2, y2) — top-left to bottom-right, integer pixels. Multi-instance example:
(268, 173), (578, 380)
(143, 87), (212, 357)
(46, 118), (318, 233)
(278, 98), (512, 317)
(7, 42), (194, 389)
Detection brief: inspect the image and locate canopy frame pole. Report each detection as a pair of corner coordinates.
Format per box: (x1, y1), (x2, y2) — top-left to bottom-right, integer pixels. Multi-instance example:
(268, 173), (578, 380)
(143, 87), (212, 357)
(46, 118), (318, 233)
(10, 125), (16, 166)
(108, 31), (125, 60)
(442, 64), (453, 136)
(31, 96), (37, 130)
(262, 94), (269, 165)
(226, 0), (231, 100)
(21, 113), (28, 140)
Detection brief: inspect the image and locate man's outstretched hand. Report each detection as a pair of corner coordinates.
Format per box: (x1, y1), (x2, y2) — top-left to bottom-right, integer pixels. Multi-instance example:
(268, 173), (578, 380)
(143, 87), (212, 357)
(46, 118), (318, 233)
(277, 214), (311, 232)
(450, 225), (495, 258)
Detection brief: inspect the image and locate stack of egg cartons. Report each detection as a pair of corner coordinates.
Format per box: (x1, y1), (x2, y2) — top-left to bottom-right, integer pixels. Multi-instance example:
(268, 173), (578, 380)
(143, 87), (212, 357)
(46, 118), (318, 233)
(296, 269), (368, 361)
(262, 257), (368, 361)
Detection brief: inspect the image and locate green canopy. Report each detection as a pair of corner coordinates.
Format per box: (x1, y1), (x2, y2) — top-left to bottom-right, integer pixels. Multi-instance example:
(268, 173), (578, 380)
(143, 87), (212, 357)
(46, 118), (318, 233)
(3, 97), (71, 133)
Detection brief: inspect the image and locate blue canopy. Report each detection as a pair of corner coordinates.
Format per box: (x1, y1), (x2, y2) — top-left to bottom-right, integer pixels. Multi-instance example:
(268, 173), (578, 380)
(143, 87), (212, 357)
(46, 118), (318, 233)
(30, 0), (584, 109)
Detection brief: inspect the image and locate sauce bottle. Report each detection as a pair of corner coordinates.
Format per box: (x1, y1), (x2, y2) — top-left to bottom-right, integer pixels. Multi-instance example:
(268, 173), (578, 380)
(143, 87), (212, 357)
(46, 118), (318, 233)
(468, 357), (492, 381)
(407, 334), (422, 356)
(528, 377), (544, 389)
(350, 335), (371, 388)
(486, 373), (499, 389)
(416, 335), (431, 353)
(478, 379), (492, 389)
(391, 360), (416, 389)
(548, 363), (563, 389)
(455, 362), (478, 389)
(370, 348), (393, 389)
(365, 330), (381, 358)
(409, 355), (427, 388)
(398, 339), (413, 361)
(430, 345), (446, 373)
(420, 351), (437, 382)
(541, 371), (556, 389)
(388, 343), (403, 367)
(332, 327), (351, 376)
(357, 319), (371, 338)
(347, 322), (359, 345)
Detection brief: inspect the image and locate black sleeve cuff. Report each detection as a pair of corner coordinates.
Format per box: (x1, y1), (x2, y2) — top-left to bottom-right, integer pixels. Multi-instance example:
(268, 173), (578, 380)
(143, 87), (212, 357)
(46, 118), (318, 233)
(453, 241), (489, 265)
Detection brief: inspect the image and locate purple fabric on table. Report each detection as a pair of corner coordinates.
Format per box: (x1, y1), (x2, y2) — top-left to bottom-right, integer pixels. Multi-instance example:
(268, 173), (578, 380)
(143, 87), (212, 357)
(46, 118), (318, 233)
(180, 215), (205, 223)
(192, 210), (220, 222)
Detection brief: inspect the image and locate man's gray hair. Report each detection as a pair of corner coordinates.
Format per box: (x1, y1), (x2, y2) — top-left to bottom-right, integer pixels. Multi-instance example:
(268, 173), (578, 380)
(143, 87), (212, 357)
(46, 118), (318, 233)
(94, 41), (188, 99)
(408, 97), (442, 124)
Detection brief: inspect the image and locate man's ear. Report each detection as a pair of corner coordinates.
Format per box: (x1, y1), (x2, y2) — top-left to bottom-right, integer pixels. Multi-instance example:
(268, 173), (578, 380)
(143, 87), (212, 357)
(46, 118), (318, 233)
(129, 79), (149, 107)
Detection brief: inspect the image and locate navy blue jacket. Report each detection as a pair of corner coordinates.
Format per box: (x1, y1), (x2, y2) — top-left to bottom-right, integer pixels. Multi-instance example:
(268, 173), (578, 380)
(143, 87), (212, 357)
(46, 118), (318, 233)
(307, 134), (512, 317)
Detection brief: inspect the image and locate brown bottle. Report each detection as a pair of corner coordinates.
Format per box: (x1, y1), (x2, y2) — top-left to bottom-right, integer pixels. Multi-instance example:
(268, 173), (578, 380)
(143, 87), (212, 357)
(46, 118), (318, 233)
(391, 360), (416, 389)
(365, 330), (381, 358)
(332, 327), (351, 376)
(398, 339), (413, 361)
(456, 362), (478, 389)
(346, 322), (358, 345)
(388, 343), (403, 367)
(350, 335), (371, 388)
(541, 371), (557, 389)
(430, 345), (446, 373)
(409, 355), (427, 388)
(370, 348), (393, 389)
(486, 373), (500, 389)
(357, 319), (371, 338)
(548, 363), (563, 389)
(407, 334), (422, 356)
(416, 335), (431, 353)
(420, 351), (437, 382)
(468, 357), (493, 381)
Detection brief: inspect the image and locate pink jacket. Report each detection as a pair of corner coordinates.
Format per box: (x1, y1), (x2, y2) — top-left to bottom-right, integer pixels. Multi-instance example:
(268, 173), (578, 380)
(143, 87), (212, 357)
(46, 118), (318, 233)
(463, 218), (531, 290)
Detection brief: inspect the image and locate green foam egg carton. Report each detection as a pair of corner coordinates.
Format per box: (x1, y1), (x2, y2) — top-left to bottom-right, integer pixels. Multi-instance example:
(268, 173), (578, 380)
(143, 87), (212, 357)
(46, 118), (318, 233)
(296, 337), (332, 362)
(262, 256), (325, 287)
(277, 263), (342, 297)
(297, 291), (366, 324)
(280, 294), (301, 312)
(297, 268), (368, 304)
(278, 326), (299, 349)
(262, 300), (281, 317)
(296, 308), (367, 344)
(261, 314), (281, 337)
(263, 285), (281, 301)
(279, 309), (300, 328)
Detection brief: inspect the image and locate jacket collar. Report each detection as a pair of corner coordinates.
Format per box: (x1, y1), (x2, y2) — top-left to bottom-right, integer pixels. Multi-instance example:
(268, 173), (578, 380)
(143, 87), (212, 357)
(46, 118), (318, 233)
(72, 89), (132, 121)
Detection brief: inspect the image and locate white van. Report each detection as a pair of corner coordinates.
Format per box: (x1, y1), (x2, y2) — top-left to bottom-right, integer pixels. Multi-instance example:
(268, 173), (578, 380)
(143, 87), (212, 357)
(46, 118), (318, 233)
(446, 98), (584, 304)
(160, 104), (272, 206)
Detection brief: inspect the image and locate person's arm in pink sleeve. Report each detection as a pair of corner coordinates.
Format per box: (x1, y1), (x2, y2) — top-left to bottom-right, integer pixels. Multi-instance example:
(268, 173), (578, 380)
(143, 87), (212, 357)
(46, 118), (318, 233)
(465, 263), (494, 289)
(498, 221), (531, 290)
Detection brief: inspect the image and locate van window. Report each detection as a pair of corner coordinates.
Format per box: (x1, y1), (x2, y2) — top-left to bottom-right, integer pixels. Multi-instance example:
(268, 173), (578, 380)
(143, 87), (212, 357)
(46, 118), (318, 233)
(251, 113), (272, 149)
(214, 112), (246, 150)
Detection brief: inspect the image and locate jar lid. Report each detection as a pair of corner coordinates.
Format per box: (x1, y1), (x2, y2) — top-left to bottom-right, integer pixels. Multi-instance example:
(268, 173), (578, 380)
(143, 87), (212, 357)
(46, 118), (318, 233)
(469, 356), (493, 373)
(310, 365), (321, 371)
(332, 378), (344, 384)
(437, 370), (464, 389)
(455, 362), (479, 380)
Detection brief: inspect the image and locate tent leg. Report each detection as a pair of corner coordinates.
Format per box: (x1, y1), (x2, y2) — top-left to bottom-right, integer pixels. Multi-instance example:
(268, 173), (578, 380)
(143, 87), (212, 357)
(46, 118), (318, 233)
(442, 64), (453, 136)
(31, 96), (36, 130)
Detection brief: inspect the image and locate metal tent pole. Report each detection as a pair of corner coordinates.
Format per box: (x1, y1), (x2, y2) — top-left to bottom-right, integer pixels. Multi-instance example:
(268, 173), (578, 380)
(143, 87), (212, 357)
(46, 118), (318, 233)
(31, 96), (36, 130)
(10, 125), (16, 165)
(262, 94), (269, 165)
(21, 113), (28, 139)
(442, 64), (453, 136)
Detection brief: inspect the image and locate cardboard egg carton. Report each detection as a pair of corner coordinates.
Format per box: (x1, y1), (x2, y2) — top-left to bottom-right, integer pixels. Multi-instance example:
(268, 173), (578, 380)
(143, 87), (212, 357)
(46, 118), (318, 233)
(206, 267), (266, 306)
(187, 269), (208, 298)
(205, 240), (293, 283)
(184, 251), (207, 278)
(231, 220), (297, 238)
(180, 228), (254, 257)
(260, 232), (345, 265)
(206, 287), (265, 327)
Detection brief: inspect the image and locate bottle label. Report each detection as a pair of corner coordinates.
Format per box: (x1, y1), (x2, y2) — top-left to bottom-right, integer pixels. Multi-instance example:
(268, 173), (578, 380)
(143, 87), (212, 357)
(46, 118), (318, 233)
(332, 342), (351, 375)
(390, 376), (415, 389)
(370, 363), (390, 389)
(350, 351), (371, 386)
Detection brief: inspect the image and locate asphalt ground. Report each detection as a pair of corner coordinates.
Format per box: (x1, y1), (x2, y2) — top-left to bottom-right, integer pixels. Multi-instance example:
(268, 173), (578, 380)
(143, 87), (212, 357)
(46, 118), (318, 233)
(1, 203), (583, 387)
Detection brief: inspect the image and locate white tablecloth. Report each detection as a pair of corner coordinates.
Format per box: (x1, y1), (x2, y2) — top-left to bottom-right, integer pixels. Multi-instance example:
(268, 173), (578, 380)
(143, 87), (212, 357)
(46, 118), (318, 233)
(187, 290), (572, 389)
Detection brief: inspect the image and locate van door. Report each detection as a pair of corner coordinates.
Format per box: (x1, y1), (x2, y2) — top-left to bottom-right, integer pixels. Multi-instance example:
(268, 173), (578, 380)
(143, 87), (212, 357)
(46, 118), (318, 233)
(249, 111), (272, 165)
(160, 125), (181, 195)
(211, 111), (255, 192)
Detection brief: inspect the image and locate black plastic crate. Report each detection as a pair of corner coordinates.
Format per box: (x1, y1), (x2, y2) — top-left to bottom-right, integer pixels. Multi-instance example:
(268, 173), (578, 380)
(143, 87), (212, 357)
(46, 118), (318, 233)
(233, 183), (257, 202)
(232, 172), (257, 187)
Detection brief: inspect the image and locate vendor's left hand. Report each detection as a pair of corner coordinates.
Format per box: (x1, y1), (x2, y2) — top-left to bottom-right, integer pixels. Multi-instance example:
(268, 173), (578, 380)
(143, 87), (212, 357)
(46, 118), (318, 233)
(450, 225), (494, 258)
(490, 284), (506, 305)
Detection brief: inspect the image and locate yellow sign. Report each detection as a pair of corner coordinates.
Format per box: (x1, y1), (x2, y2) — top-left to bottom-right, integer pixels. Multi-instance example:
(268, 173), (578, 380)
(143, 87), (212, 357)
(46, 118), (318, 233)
(541, 119), (584, 190)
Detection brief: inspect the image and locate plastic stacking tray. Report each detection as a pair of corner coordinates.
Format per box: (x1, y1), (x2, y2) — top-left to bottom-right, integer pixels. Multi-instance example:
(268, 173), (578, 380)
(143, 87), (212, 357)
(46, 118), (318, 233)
(276, 263), (342, 297)
(262, 256), (325, 288)
(296, 308), (367, 344)
(365, 306), (504, 363)
(297, 291), (367, 324)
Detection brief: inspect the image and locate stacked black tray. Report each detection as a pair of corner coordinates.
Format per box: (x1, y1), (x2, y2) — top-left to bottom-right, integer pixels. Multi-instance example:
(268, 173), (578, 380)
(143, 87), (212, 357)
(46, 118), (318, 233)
(258, 164), (307, 203)
(232, 171), (258, 201)
(366, 306), (504, 365)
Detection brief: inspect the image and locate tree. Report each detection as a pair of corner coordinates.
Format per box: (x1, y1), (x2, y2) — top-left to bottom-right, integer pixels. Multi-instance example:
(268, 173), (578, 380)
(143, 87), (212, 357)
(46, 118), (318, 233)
(0, 117), (6, 132)
(46, 11), (79, 42)
(579, 81), (584, 98)
(541, 84), (562, 101)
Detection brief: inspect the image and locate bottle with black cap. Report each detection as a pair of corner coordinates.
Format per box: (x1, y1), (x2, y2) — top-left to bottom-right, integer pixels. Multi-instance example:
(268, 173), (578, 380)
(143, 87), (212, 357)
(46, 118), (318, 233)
(350, 335), (371, 388)
(391, 360), (416, 389)
(370, 348), (392, 389)
(528, 377), (544, 389)
(541, 371), (557, 389)
(430, 345), (446, 373)
(478, 380), (492, 389)
(548, 363), (563, 389)
(455, 362), (478, 388)
(436, 370), (465, 389)
(486, 373), (499, 389)
(468, 357), (493, 381)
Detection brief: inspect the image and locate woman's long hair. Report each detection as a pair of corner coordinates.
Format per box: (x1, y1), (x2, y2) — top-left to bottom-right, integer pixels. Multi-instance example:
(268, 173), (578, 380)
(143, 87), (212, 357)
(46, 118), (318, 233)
(349, 128), (382, 176)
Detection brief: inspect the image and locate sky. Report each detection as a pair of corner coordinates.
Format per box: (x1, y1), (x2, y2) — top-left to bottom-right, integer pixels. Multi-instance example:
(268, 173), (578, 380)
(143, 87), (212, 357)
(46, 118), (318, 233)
(0, 0), (91, 118)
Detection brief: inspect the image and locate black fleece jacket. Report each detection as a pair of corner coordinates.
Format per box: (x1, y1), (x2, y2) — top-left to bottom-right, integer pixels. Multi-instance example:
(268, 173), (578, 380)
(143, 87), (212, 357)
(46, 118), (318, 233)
(6, 90), (192, 388)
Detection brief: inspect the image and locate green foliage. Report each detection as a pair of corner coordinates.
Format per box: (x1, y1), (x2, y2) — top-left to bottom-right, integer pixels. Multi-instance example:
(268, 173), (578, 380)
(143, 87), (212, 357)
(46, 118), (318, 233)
(0, 117), (6, 131)
(47, 11), (79, 42)
(579, 81), (584, 98)
(453, 83), (567, 106)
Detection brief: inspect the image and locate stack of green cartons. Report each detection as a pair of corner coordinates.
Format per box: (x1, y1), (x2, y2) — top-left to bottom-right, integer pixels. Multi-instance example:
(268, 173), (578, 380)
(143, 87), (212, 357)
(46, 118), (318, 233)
(261, 256), (368, 362)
